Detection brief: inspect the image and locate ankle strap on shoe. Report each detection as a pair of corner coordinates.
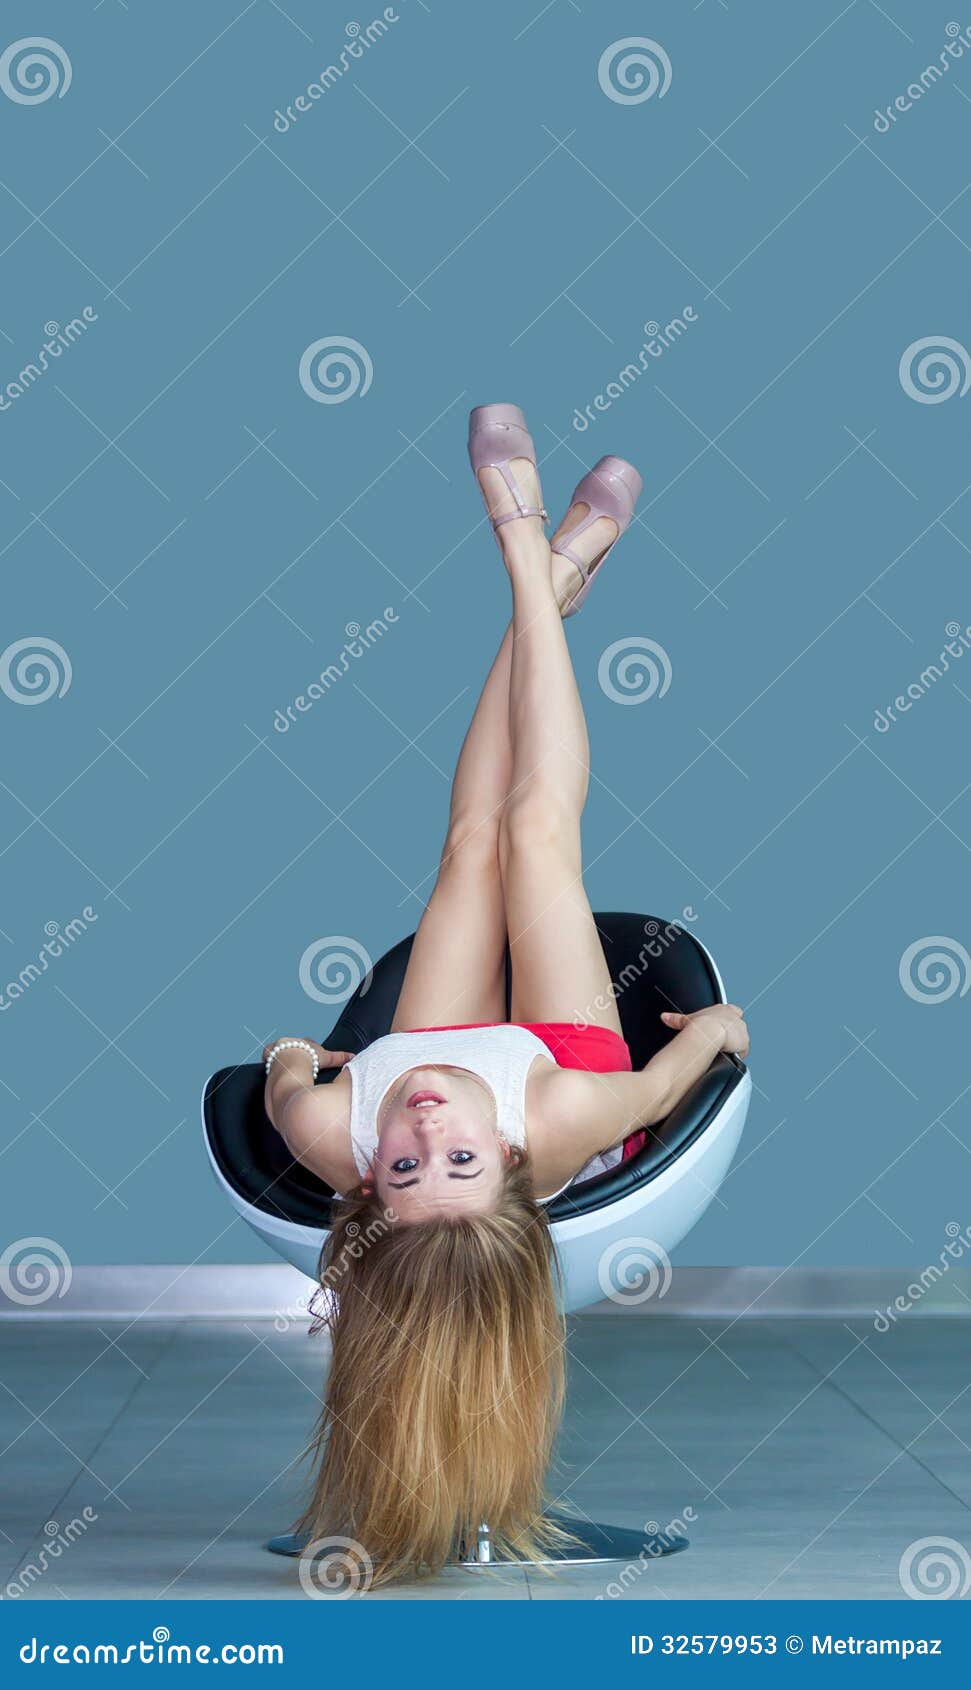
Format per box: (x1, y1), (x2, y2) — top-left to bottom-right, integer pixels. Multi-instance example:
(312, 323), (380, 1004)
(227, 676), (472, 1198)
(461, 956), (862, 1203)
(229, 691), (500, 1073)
(492, 505), (548, 530)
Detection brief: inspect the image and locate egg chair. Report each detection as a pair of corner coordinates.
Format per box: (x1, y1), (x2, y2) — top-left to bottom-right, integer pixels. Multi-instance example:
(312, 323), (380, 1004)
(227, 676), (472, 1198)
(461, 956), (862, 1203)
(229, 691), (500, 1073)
(202, 912), (750, 1567)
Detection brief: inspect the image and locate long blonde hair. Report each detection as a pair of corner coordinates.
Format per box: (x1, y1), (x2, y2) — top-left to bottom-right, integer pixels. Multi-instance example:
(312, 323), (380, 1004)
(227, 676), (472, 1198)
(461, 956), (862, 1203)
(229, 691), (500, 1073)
(297, 1150), (567, 1584)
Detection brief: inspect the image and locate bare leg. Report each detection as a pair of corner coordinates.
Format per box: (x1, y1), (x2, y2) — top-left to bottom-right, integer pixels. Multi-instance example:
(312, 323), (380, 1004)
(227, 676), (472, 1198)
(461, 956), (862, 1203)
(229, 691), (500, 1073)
(392, 625), (513, 1029)
(393, 460), (557, 1030)
(497, 517), (622, 1034)
(393, 457), (623, 1033)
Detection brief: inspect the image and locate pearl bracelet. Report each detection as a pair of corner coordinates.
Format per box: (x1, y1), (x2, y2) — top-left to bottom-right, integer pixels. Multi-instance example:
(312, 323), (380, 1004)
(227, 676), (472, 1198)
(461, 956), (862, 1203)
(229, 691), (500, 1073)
(265, 1039), (319, 1081)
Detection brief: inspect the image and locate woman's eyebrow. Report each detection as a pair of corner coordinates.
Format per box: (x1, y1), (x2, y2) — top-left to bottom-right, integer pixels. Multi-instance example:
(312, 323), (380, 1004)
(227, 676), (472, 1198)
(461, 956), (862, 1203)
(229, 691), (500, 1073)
(386, 1168), (483, 1188)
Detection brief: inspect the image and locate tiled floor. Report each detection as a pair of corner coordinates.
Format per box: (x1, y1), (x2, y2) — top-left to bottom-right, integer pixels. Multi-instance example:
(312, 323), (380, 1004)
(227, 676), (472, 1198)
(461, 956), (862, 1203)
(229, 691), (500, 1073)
(1, 1315), (968, 1600)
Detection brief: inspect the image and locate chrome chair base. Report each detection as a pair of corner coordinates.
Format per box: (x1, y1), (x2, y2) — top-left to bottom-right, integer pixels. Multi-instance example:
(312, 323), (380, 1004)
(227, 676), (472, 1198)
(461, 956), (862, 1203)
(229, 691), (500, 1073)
(267, 1513), (689, 1569)
(459, 1513), (688, 1567)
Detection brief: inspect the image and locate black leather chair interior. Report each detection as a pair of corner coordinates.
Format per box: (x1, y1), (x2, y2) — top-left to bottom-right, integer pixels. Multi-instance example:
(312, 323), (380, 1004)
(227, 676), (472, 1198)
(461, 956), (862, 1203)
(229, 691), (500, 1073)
(203, 913), (747, 1227)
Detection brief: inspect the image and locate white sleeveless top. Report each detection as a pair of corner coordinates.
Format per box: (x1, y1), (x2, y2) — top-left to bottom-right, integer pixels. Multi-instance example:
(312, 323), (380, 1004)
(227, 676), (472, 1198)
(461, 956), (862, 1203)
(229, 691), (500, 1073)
(343, 1024), (622, 1203)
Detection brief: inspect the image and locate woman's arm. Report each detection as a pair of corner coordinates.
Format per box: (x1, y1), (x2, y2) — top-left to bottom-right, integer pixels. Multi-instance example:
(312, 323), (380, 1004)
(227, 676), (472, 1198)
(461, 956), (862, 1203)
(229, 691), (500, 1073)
(530, 1006), (749, 1196)
(264, 1039), (357, 1187)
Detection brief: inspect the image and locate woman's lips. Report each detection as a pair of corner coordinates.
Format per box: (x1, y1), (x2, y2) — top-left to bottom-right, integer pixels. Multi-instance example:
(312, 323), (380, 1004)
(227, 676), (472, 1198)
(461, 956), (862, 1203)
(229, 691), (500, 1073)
(406, 1090), (445, 1109)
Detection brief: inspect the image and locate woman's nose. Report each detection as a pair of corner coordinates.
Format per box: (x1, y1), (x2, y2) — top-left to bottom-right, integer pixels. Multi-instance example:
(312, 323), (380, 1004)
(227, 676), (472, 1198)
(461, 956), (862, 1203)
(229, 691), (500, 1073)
(413, 1113), (444, 1133)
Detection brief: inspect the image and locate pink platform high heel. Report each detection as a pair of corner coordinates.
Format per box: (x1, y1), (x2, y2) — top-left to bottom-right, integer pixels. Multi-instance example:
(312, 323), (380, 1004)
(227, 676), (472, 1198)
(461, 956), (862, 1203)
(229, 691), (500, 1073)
(468, 403), (548, 536)
(556, 456), (643, 617)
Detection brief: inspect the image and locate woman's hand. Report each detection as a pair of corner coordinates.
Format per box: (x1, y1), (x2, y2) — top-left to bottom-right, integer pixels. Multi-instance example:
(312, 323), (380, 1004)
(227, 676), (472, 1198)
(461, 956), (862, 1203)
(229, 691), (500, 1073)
(263, 1038), (355, 1072)
(660, 1004), (750, 1058)
(542, 1000), (751, 1163)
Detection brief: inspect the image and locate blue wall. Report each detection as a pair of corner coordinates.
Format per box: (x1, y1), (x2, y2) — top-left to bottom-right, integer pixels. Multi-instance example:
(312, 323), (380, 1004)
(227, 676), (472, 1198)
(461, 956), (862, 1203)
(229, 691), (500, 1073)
(1, 1), (968, 1266)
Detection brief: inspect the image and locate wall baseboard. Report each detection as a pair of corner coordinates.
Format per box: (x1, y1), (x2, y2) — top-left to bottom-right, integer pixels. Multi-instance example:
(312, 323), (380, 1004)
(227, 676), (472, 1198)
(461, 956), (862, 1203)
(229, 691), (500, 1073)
(1, 1264), (968, 1320)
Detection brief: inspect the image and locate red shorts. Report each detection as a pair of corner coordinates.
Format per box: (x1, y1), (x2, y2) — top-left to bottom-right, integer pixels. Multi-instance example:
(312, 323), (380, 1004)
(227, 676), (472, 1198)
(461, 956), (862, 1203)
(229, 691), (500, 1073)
(412, 1021), (646, 1162)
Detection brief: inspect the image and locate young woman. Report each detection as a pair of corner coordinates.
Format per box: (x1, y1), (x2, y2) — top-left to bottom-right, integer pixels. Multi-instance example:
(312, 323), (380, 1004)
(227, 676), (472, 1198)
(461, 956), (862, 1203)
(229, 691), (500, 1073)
(263, 404), (749, 1583)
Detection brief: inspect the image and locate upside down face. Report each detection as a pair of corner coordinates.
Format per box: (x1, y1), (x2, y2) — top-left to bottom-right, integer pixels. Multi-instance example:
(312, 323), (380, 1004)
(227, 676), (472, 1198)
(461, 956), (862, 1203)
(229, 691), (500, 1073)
(372, 1066), (509, 1222)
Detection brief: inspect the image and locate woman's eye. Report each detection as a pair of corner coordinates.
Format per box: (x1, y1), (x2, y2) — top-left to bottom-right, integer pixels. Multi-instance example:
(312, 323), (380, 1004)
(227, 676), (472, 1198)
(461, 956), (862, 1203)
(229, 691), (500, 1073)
(392, 1157), (419, 1173)
(449, 1150), (475, 1165)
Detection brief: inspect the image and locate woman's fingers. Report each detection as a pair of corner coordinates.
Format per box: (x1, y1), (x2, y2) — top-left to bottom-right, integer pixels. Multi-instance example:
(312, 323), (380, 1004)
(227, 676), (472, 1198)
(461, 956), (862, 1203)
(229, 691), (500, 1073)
(300, 1042), (354, 1067)
(262, 1039), (354, 1067)
(663, 1004), (750, 1055)
(320, 1047), (355, 1067)
(661, 1006), (746, 1027)
(305, 1040), (349, 1067)
(662, 1007), (745, 1022)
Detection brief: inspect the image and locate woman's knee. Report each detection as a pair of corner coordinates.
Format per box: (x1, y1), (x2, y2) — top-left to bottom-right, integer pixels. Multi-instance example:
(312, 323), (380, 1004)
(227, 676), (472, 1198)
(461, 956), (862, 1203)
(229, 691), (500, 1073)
(441, 808), (502, 877)
(499, 789), (579, 865)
